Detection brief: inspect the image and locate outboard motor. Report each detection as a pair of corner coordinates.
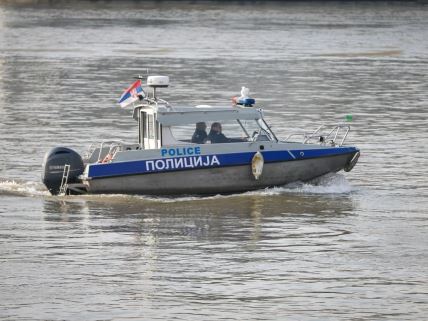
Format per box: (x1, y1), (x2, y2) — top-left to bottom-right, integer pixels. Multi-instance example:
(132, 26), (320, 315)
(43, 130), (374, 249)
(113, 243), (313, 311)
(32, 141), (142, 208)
(42, 147), (84, 195)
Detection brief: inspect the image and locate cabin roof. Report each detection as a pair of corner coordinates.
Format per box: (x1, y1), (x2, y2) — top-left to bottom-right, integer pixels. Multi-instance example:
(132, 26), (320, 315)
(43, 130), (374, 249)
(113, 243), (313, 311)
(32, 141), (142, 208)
(135, 104), (263, 126)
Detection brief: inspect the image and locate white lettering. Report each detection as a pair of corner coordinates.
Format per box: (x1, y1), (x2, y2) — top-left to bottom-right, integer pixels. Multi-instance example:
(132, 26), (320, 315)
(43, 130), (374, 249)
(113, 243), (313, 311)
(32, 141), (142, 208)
(211, 155), (220, 166)
(174, 158), (183, 168)
(148, 154), (220, 172)
(184, 157), (194, 168)
(203, 156), (210, 166)
(193, 156), (203, 167)
(165, 158), (174, 170)
(146, 161), (155, 171)
(49, 165), (64, 170)
(155, 160), (165, 170)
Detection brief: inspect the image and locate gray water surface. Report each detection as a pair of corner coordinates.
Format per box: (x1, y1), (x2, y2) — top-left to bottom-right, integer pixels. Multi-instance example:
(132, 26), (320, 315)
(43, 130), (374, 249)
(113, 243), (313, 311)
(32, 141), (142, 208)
(0, 1), (427, 320)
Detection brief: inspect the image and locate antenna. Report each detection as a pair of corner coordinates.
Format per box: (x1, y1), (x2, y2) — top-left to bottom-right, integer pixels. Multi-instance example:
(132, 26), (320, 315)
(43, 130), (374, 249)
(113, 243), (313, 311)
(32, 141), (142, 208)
(135, 69), (149, 80)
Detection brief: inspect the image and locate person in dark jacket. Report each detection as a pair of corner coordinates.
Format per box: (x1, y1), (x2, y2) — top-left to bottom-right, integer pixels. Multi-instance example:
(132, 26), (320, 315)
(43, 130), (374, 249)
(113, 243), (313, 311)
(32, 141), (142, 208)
(191, 122), (208, 144)
(207, 122), (230, 143)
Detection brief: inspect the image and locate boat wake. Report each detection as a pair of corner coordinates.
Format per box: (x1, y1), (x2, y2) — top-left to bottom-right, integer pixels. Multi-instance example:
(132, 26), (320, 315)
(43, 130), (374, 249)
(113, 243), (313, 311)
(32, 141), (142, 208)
(259, 173), (355, 196)
(0, 173), (355, 202)
(0, 179), (50, 197)
(135, 177), (355, 203)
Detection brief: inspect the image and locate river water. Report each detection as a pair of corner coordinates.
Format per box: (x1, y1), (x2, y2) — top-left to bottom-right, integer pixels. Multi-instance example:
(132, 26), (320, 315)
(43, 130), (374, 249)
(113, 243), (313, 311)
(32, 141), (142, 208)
(0, 1), (427, 320)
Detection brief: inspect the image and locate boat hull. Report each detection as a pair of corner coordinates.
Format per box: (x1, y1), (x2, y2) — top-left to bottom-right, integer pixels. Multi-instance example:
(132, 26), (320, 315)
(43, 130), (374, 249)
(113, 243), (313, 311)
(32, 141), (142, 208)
(84, 152), (356, 195)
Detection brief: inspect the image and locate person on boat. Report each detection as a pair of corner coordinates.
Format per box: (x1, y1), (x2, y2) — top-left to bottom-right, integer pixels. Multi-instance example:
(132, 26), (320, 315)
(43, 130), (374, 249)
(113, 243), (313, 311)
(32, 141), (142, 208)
(208, 122), (230, 143)
(191, 122), (208, 144)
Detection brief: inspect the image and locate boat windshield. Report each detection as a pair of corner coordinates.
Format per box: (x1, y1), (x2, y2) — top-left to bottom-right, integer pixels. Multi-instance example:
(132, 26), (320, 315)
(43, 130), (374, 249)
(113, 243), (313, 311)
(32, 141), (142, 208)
(168, 119), (270, 144)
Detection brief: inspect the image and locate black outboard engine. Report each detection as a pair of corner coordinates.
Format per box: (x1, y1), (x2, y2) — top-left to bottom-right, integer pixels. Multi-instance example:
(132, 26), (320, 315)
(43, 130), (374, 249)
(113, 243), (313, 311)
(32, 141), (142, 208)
(42, 147), (84, 195)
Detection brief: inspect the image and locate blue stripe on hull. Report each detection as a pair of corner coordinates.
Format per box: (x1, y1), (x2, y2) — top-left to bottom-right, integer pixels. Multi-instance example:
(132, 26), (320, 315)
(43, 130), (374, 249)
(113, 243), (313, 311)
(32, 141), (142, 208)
(87, 147), (358, 179)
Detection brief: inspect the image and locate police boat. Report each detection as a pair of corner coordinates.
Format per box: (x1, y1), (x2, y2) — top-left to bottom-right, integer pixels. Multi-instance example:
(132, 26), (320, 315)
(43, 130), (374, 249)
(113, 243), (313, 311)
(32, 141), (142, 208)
(42, 76), (360, 196)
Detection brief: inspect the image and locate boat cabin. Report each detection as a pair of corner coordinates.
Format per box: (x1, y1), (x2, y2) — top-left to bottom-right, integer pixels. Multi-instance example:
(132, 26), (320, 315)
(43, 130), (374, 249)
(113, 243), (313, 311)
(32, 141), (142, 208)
(133, 103), (278, 150)
(83, 76), (280, 164)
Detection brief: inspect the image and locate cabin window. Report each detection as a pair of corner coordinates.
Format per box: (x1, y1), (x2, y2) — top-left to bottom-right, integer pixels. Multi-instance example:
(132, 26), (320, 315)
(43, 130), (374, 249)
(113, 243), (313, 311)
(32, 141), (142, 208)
(139, 112), (147, 147)
(142, 112), (147, 139)
(169, 125), (194, 142)
(167, 120), (259, 143)
(219, 121), (248, 138)
(148, 114), (155, 139)
(157, 121), (161, 141)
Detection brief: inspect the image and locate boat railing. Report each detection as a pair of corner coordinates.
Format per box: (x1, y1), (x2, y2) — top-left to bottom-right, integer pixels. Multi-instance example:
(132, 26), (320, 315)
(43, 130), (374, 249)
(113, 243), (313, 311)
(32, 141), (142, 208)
(285, 132), (311, 142)
(103, 143), (123, 163)
(83, 143), (98, 161)
(286, 124), (350, 147)
(96, 141), (142, 163)
(83, 141), (128, 163)
(97, 141), (131, 163)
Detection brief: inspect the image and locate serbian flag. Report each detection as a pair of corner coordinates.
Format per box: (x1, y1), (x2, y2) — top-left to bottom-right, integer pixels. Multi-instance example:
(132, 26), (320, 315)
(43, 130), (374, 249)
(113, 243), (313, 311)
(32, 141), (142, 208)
(118, 79), (144, 108)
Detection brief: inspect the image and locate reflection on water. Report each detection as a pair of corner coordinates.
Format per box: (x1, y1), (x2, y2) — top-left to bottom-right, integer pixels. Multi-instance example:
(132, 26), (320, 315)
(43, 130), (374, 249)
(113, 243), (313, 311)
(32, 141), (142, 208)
(2, 187), (426, 320)
(1, 1), (428, 320)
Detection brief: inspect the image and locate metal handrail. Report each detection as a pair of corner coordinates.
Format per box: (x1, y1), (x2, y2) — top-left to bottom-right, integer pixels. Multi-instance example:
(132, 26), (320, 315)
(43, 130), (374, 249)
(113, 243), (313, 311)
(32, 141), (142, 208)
(285, 124), (351, 147)
(285, 132), (310, 142)
(303, 124), (350, 146)
(83, 143), (97, 160)
(107, 143), (122, 160)
(96, 141), (124, 162)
